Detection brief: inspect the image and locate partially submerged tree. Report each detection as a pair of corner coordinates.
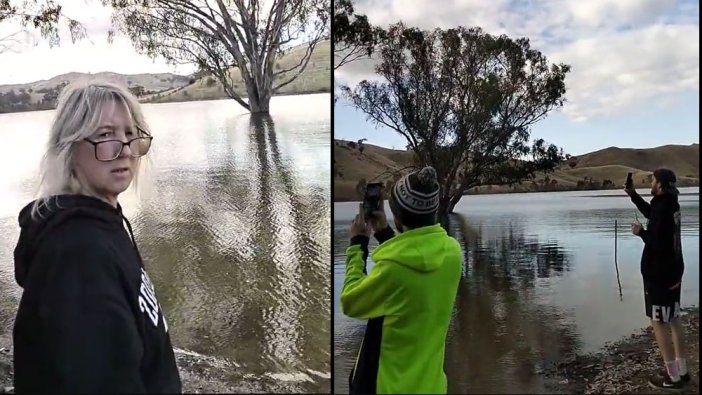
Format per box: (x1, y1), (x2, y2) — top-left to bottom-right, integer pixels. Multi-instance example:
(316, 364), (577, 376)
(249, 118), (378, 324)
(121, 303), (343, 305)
(342, 23), (570, 220)
(0, 0), (86, 52)
(333, 0), (381, 69)
(109, 0), (330, 113)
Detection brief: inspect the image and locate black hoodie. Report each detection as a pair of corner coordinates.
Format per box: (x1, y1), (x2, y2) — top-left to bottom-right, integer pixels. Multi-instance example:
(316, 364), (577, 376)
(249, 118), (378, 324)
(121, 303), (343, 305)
(630, 190), (685, 288)
(13, 194), (182, 394)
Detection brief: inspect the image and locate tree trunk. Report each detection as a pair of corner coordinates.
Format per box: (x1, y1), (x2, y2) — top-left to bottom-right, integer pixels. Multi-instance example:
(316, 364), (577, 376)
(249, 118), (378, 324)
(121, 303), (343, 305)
(438, 195), (451, 230)
(245, 78), (271, 114)
(248, 96), (270, 113)
(447, 192), (462, 214)
(437, 188), (466, 230)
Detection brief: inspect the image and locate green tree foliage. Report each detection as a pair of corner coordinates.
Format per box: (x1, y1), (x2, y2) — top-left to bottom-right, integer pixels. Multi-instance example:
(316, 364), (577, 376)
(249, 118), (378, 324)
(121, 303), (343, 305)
(333, 0), (382, 69)
(128, 85), (145, 97)
(0, 81), (67, 113)
(342, 23), (570, 219)
(0, 0), (86, 52)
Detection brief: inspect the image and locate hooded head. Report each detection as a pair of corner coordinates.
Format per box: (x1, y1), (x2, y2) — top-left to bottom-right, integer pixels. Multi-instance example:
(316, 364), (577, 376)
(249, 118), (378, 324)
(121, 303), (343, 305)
(389, 166), (440, 231)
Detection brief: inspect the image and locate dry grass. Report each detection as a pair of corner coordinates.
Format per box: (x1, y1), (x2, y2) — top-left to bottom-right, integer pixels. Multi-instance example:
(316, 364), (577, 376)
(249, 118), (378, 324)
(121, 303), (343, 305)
(333, 139), (699, 201)
(0, 72), (190, 99)
(149, 41), (331, 103)
(333, 140), (414, 201)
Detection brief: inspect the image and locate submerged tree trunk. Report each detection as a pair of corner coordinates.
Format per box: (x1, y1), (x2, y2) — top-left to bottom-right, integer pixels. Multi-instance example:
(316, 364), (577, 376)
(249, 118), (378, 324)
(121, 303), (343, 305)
(438, 187), (466, 230)
(245, 82), (272, 114)
(438, 195), (451, 231)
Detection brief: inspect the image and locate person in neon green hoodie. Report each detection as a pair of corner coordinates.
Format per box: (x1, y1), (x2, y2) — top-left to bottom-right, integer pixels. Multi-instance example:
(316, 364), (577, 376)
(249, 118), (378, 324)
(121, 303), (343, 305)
(341, 166), (462, 394)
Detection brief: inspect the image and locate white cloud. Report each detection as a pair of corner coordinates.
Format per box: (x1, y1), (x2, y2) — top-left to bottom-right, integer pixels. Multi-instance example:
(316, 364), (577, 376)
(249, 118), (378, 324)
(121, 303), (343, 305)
(568, 0), (677, 28)
(0, 1), (194, 85)
(551, 23), (699, 120)
(336, 0), (699, 121)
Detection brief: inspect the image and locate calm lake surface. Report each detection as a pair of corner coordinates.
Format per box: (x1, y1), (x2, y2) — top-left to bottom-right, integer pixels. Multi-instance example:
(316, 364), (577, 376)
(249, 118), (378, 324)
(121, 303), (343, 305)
(334, 188), (699, 394)
(0, 94), (331, 392)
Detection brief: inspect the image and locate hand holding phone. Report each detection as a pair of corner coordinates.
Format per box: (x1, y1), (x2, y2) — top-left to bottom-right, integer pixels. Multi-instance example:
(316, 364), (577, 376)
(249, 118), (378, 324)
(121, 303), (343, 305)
(625, 172), (633, 189)
(362, 182), (388, 232)
(362, 183), (383, 219)
(350, 203), (370, 238)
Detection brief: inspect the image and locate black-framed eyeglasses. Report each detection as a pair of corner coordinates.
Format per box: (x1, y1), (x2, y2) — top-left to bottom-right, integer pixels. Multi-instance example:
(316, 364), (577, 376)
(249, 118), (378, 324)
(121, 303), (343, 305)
(84, 127), (153, 162)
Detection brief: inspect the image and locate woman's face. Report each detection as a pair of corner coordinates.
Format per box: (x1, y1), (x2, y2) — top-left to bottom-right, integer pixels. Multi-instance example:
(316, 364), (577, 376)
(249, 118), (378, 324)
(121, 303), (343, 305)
(72, 101), (139, 206)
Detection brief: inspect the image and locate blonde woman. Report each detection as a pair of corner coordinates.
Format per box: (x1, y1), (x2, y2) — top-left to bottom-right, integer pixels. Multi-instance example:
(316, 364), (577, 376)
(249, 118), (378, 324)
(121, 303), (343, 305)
(12, 81), (181, 393)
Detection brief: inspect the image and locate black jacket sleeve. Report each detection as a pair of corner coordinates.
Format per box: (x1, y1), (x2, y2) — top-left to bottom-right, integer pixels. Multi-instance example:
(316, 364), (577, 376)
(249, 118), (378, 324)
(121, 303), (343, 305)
(33, 238), (146, 393)
(629, 190), (652, 219)
(350, 235), (370, 274)
(374, 226), (395, 245)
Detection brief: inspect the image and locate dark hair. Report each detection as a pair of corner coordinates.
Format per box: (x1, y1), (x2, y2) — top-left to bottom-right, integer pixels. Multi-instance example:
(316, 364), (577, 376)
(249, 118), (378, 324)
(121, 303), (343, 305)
(653, 168), (679, 195)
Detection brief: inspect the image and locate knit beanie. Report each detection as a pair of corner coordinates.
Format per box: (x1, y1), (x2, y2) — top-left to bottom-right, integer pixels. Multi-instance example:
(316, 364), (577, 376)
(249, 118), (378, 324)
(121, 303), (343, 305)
(389, 166), (440, 228)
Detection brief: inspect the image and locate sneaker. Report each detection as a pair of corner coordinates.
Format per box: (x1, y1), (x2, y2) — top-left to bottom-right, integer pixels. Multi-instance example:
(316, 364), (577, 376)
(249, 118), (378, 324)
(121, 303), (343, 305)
(659, 369), (691, 384)
(649, 374), (685, 391)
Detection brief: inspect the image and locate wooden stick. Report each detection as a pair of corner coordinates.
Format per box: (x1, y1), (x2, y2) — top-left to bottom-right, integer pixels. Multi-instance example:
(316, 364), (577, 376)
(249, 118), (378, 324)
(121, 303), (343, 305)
(614, 219), (623, 300)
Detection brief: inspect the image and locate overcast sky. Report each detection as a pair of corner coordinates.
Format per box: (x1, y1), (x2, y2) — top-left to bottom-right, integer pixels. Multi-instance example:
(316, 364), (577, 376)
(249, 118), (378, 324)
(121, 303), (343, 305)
(334, 0), (700, 155)
(0, 1), (196, 85)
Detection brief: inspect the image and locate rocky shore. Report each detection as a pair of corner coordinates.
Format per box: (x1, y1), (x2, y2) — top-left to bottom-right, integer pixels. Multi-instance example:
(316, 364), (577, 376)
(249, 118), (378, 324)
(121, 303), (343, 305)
(546, 307), (699, 394)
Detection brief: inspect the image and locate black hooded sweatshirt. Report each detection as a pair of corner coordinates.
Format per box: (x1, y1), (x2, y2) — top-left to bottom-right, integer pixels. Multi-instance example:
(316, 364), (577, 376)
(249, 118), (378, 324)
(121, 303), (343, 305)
(13, 194), (182, 394)
(630, 190), (685, 288)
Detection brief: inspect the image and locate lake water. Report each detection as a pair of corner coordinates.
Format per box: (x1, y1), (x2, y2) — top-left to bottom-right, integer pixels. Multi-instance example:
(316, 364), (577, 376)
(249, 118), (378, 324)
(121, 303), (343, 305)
(0, 94), (331, 393)
(334, 188), (699, 394)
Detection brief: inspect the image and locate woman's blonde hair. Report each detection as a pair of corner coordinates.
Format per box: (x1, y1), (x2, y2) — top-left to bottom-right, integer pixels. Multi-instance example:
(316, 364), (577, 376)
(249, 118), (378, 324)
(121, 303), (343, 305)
(31, 80), (151, 218)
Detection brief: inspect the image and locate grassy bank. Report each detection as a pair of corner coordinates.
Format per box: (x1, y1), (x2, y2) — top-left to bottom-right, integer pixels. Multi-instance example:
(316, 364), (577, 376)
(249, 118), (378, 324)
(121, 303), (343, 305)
(143, 41), (331, 105)
(333, 140), (699, 202)
(546, 307), (699, 394)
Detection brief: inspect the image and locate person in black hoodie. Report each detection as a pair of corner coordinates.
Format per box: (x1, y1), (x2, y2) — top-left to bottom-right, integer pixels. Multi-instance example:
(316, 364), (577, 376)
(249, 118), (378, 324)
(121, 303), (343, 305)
(13, 81), (182, 393)
(625, 168), (688, 391)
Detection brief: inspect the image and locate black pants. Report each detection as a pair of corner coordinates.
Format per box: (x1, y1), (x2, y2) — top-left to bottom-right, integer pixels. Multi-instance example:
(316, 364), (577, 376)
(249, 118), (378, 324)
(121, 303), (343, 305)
(644, 280), (682, 323)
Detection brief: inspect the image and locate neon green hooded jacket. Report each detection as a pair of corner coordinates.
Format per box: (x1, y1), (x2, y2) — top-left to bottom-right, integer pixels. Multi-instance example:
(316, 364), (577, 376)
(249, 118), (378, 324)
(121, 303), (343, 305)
(341, 224), (462, 394)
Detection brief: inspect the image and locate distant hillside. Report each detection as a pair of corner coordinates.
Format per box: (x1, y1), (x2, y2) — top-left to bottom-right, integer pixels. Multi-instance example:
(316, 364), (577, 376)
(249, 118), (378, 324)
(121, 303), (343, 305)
(0, 72), (190, 114)
(0, 41), (331, 114)
(0, 72), (190, 95)
(147, 40), (331, 104)
(334, 140), (699, 201)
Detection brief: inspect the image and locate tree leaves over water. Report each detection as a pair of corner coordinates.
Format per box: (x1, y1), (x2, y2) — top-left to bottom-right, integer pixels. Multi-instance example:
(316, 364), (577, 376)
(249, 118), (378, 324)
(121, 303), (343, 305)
(342, 23), (571, 219)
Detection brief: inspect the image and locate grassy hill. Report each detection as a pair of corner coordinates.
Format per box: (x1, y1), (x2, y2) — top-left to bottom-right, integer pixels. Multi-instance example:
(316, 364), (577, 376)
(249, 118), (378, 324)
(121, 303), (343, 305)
(334, 140), (699, 201)
(0, 41), (330, 114)
(147, 40), (331, 103)
(0, 71), (191, 95)
(0, 72), (190, 113)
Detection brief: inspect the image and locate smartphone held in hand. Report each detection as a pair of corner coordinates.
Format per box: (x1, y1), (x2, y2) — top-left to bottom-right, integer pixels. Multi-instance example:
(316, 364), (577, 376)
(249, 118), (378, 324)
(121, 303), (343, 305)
(625, 172), (633, 190)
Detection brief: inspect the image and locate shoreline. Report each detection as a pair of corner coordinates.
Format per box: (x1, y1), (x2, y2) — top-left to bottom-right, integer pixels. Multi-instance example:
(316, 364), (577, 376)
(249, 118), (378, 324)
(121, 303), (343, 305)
(333, 185), (701, 203)
(0, 311), (696, 393)
(545, 307), (699, 394)
(0, 89), (332, 115)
